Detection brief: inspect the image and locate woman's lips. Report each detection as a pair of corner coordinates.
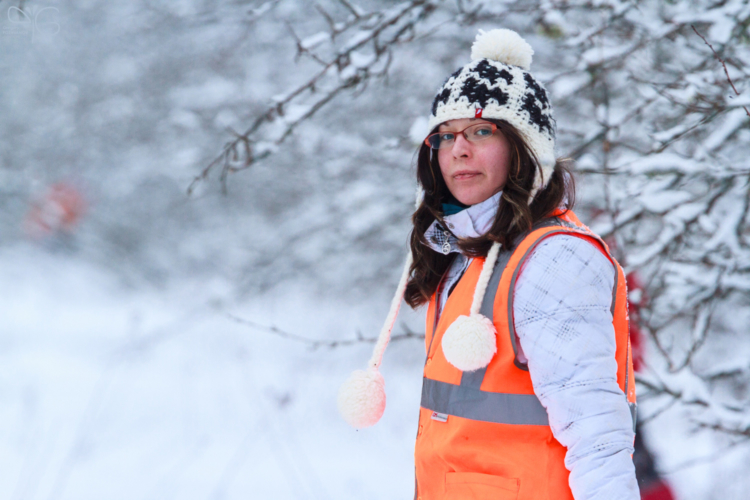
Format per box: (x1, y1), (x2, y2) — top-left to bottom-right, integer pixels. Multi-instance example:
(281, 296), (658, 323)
(453, 170), (480, 181)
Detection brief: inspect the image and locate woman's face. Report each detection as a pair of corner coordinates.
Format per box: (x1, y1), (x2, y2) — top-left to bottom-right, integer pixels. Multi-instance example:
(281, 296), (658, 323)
(437, 118), (511, 206)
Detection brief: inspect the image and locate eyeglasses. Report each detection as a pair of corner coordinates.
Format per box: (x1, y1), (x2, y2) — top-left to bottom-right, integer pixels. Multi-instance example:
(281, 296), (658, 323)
(424, 122), (498, 150)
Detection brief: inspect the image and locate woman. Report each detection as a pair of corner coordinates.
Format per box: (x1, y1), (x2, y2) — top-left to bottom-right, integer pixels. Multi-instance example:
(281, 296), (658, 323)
(339, 29), (638, 500)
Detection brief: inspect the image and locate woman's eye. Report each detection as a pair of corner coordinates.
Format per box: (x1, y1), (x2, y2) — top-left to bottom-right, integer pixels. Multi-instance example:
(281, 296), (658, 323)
(440, 133), (455, 141)
(473, 127), (493, 137)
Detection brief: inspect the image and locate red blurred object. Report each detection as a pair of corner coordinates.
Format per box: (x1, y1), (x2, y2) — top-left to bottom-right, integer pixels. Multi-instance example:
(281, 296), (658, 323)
(626, 272), (647, 373)
(640, 479), (676, 500)
(24, 182), (87, 239)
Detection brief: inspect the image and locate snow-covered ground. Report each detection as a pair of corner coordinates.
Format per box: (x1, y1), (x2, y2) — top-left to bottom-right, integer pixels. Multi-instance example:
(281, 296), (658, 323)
(1, 243), (426, 499)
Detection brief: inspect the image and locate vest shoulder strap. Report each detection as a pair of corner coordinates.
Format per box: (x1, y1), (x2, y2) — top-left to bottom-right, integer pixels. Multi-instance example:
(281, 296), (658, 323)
(480, 216), (579, 321)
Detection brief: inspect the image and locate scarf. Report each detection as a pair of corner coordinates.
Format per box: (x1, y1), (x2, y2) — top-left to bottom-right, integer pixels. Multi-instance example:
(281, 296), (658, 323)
(424, 191), (502, 255)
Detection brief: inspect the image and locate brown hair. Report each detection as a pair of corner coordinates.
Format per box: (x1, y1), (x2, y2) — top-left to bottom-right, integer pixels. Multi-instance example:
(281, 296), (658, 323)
(404, 119), (575, 308)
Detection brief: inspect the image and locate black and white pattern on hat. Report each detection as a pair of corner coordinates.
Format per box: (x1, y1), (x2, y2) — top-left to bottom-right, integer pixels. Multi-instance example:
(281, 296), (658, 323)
(521, 73), (554, 138)
(431, 69), (461, 116)
(459, 75), (509, 109)
(429, 58), (554, 146)
(475, 60), (514, 86)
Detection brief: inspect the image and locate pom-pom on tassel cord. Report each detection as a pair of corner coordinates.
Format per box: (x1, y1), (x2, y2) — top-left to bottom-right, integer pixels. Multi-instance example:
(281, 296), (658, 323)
(441, 242), (502, 371)
(337, 251), (413, 428)
(337, 368), (386, 429)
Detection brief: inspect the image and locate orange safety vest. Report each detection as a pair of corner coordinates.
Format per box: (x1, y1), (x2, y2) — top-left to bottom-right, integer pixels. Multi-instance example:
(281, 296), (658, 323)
(414, 210), (636, 500)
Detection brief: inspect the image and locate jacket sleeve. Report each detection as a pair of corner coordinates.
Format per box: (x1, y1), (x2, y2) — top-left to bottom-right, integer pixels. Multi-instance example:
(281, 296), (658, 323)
(513, 234), (639, 500)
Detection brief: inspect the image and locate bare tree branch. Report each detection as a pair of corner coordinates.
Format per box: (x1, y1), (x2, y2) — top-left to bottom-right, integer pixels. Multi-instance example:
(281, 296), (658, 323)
(225, 312), (424, 349)
(188, 0), (437, 195)
(692, 24), (750, 118)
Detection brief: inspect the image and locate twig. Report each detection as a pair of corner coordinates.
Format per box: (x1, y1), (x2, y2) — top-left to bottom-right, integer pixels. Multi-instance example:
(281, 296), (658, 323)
(635, 374), (708, 408)
(692, 25), (750, 117)
(189, 0), (434, 195)
(662, 437), (748, 473)
(696, 421), (750, 439)
(338, 0), (363, 19)
(226, 312), (424, 349)
(638, 398), (679, 426)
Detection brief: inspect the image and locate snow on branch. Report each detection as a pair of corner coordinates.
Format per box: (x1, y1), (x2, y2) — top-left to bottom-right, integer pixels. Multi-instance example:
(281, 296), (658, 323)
(691, 25), (750, 118)
(188, 0), (438, 194)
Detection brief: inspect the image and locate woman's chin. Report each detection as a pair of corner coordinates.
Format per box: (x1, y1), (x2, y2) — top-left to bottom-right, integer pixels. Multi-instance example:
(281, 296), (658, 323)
(453, 190), (494, 206)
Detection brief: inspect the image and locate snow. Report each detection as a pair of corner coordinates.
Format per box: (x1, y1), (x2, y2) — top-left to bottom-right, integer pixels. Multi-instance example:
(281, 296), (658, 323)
(301, 32), (330, 50)
(727, 93), (750, 107)
(703, 180), (747, 254)
(282, 103), (313, 124)
(551, 72), (590, 99)
(0, 244), (423, 499)
(3, 1), (750, 499)
(624, 153), (704, 175)
(651, 117), (701, 143)
(702, 109), (748, 153)
(343, 29), (373, 51)
(580, 43), (637, 66)
(408, 116), (429, 145)
(338, 65), (359, 81)
(169, 109), (202, 130)
(251, 1), (276, 18)
(350, 50), (376, 69)
(169, 79), (239, 110)
(639, 191), (693, 214)
(101, 55), (140, 86)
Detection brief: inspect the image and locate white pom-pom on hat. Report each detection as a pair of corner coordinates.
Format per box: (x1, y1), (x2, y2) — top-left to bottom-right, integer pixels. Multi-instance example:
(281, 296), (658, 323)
(470, 28), (534, 70)
(442, 242), (502, 371)
(337, 367), (386, 428)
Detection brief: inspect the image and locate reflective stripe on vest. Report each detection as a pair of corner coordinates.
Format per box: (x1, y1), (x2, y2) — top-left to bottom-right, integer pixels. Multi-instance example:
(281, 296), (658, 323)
(420, 377), (549, 425)
(420, 218), (637, 429)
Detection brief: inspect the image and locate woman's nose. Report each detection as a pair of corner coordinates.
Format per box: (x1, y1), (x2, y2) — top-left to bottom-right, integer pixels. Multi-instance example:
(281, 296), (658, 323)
(451, 133), (472, 157)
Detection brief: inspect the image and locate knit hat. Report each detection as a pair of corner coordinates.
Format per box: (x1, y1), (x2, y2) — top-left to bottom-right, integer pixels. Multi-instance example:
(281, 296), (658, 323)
(429, 29), (556, 198)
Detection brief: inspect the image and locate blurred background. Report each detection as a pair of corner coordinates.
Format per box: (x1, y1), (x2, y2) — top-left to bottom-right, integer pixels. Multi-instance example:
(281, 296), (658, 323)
(1, 0), (749, 499)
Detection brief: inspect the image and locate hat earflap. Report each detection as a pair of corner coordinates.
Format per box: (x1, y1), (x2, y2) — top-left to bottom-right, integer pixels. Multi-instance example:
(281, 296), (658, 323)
(441, 242), (501, 371)
(337, 252), (413, 428)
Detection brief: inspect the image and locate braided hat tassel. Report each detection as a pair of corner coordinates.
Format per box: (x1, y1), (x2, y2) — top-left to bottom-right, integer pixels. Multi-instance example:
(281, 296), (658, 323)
(337, 252), (413, 428)
(441, 242), (501, 371)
